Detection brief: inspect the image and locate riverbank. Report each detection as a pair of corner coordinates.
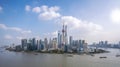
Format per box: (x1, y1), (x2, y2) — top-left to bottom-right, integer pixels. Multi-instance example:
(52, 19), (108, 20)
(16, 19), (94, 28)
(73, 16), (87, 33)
(5, 47), (109, 55)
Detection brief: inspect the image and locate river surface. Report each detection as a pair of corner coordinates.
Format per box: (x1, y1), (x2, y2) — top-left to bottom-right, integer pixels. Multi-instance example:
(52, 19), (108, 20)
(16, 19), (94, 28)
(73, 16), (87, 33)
(0, 48), (120, 67)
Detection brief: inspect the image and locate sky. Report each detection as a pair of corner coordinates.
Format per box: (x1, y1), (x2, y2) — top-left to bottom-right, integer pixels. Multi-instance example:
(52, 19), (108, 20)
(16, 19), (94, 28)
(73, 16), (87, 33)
(0, 0), (120, 46)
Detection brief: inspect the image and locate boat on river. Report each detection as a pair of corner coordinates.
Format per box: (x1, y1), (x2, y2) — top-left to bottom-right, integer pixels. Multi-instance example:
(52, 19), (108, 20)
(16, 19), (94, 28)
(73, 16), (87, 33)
(99, 56), (107, 58)
(66, 54), (73, 57)
(116, 54), (120, 57)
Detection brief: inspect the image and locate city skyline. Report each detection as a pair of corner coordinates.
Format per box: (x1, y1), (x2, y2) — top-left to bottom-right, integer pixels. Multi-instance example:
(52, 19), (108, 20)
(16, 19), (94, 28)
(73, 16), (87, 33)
(1, 0), (120, 46)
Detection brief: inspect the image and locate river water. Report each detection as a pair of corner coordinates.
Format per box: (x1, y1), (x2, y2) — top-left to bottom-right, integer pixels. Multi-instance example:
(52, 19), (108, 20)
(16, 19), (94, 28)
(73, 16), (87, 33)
(0, 48), (120, 67)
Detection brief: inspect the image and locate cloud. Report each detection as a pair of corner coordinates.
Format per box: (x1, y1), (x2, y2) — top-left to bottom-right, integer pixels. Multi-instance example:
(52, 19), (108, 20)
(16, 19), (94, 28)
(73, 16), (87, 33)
(32, 6), (41, 13)
(32, 5), (61, 20)
(0, 24), (7, 29)
(25, 5), (31, 12)
(4, 35), (13, 39)
(49, 6), (60, 12)
(39, 6), (61, 20)
(43, 31), (58, 38)
(60, 16), (103, 31)
(60, 16), (120, 43)
(16, 36), (23, 40)
(10, 27), (31, 34)
(0, 23), (31, 34)
(41, 5), (48, 12)
(10, 27), (22, 31)
(0, 6), (3, 12)
(21, 30), (31, 34)
(34, 36), (40, 40)
(25, 5), (120, 43)
(60, 16), (103, 41)
(39, 11), (61, 20)
(61, 16), (81, 29)
(51, 31), (58, 37)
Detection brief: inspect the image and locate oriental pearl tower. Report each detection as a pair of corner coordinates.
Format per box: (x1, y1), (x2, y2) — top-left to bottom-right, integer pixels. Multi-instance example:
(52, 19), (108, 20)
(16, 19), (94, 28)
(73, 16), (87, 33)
(61, 22), (68, 51)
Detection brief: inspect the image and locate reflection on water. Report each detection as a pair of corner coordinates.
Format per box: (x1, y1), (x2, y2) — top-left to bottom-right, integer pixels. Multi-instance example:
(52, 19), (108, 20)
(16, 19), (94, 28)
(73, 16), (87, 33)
(0, 48), (120, 67)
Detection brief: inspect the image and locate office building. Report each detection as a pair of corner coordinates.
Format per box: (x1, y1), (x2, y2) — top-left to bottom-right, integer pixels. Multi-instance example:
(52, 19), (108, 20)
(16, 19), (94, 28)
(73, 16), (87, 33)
(58, 31), (61, 49)
(21, 39), (27, 50)
(44, 38), (48, 50)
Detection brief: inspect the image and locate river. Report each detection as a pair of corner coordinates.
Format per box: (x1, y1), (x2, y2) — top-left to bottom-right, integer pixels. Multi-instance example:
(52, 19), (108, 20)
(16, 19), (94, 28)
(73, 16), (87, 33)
(0, 48), (120, 67)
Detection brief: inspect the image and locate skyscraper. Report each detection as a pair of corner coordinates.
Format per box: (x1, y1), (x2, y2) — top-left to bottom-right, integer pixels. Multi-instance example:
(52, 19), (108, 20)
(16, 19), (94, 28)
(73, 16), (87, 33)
(62, 23), (65, 46)
(44, 38), (48, 50)
(21, 39), (27, 50)
(27, 38), (32, 50)
(61, 23), (65, 51)
(83, 43), (88, 53)
(39, 39), (44, 50)
(32, 38), (36, 50)
(69, 36), (73, 46)
(65, 25), (68, 45)
(61, 23), (68, 51)
(60, 34), (62, 46)
(49, 38), (52, 49)
(58, 31), (61, 48)
(37, 40), (40, 50)
(52, 38), (57, 49)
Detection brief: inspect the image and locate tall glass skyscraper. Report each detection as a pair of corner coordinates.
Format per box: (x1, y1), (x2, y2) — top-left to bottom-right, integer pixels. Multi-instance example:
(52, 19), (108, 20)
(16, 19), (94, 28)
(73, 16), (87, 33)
(32, 38), (36, 50)
(21, 39), (27, 50)
(44, 38), (48, 50)
(58, 31), (61, 49)
(69, 36), (73, 46)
